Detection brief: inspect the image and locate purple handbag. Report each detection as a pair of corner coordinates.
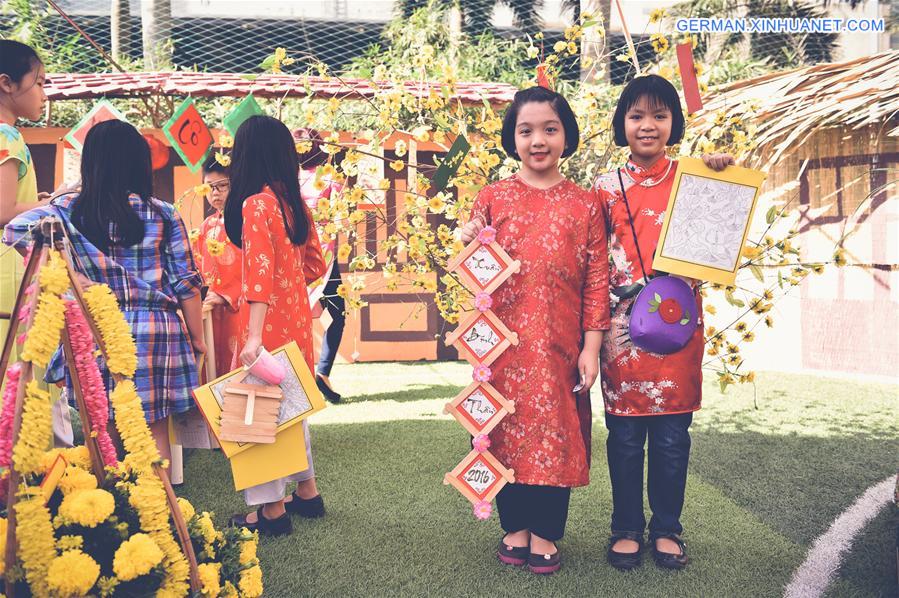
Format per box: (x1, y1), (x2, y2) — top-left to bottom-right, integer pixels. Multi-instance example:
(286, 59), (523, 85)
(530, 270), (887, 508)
(616, 169), (699, 355)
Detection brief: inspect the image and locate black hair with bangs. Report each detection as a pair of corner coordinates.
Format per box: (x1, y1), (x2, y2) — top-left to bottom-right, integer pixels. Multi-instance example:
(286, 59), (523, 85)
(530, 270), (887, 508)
(612, 75), (684, 147)
(500, 86), (579, 160)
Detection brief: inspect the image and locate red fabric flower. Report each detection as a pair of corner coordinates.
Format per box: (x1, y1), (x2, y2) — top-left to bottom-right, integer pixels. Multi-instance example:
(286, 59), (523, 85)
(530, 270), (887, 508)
(658, 298), (682, 323)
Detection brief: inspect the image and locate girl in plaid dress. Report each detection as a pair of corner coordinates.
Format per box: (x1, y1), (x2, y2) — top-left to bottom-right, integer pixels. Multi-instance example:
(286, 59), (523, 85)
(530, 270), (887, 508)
(3, 120), (205, 469)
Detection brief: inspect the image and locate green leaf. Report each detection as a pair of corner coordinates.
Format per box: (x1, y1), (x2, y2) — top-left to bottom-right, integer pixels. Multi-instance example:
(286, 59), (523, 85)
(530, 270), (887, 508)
(777, 271), (784, 289)
(240, 74), (259, 81)
(680, 309), (690, 325)
(654, 292), (662, 303)
(765, 205), (777, 224)
(750, 264), (764, 283)
(724, 289), (745, 308)
(648, 305), (658, 313)
(259, 54), (277, 71)
(719, 375), (731, 394)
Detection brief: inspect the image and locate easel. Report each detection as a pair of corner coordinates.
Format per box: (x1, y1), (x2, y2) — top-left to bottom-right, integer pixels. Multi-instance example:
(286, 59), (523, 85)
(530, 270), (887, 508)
(1, 217), (200, 596)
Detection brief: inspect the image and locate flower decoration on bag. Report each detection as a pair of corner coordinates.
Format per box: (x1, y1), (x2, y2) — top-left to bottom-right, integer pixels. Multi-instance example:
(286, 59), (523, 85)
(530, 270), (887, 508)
(647, 292), (691, 326)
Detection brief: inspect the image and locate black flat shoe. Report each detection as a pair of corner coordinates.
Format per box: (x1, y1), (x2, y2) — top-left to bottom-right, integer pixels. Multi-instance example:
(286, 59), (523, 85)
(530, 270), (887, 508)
(316, 375), (342, 403)
(284, 492), (326, 518)
(496, 538), (528, 566)
(527, 548), (561, 575)
(652, 534), (688, 570)
(607, 533), (644, 571)
(229, 507), (292, 537)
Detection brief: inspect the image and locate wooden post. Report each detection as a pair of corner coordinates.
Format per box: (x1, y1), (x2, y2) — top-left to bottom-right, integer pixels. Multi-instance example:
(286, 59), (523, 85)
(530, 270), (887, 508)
(0, 243), (45, 378)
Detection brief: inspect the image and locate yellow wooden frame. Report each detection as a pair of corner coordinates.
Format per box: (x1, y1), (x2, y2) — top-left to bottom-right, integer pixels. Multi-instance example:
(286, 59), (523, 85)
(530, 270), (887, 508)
(444, 309), (519, 367)
(443, 381), (516, 436)
(652, 157), (767, 285)
(444, 449), (515, 505)
(446, 238), (521, 295)
(192, 340), (326, 458)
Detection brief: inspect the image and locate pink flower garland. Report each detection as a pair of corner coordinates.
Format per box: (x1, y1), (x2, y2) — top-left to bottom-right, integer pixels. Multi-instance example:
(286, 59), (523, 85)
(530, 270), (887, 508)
(65, 300), (118, 467)
(472, 434), (491, 453)
(0, 363), (23, 470)
(473, 500), (492, 520)
(474, 292), (492, 312)
(472, 364), (492, 383)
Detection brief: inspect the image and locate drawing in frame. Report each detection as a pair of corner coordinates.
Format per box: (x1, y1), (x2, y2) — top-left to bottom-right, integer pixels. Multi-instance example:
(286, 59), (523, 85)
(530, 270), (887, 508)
(652, 156), (767, 286)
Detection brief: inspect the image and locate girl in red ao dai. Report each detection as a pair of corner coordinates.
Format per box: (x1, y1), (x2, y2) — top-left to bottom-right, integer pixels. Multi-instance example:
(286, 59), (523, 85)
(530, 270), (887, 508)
(461, 86), (610, 574)
(594, 74), (734, 571)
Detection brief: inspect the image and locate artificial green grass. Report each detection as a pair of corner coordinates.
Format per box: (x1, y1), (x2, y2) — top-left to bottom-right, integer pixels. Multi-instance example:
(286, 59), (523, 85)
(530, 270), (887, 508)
(176, 364), (898, 597)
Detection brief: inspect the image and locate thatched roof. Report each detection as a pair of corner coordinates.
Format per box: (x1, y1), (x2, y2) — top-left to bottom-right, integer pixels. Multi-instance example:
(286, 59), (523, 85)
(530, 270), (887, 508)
(696, 49), (899, 166)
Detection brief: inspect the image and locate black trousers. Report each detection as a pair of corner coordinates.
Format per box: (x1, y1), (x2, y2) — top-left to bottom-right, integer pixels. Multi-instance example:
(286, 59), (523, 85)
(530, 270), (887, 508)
(495, 483), (572, 542)
(605, 412), (693, 539)
(316, 262), (345, 376)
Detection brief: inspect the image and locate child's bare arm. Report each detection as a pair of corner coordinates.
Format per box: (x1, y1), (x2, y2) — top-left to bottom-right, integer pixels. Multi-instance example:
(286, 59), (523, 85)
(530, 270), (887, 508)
(179, 292), (206, 356)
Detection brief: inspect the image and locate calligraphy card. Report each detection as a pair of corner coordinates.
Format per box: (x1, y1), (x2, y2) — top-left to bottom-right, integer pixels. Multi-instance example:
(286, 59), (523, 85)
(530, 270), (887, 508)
(444, 381), (515, 436)
(446, 238), (520, 296)
(163, 98), (214, 173)
(653, 157), (767, 285)
(444, 309), (518, 367)
(444, 449), (515, 505)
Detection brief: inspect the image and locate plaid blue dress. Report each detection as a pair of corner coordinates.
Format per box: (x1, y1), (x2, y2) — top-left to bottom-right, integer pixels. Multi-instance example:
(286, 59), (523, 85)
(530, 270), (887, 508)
(2, 193), (202, 423)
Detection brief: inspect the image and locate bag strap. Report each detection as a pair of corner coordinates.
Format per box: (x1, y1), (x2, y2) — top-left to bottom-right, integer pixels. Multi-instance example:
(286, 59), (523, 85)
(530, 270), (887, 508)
(616, 168), (649, 285)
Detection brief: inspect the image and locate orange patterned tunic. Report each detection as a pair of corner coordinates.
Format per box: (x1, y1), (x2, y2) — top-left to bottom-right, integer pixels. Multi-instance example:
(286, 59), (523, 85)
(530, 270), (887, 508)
(240, 186), (327, 371)
(195, 212), (243, 375)
(470, 175), (610, 488)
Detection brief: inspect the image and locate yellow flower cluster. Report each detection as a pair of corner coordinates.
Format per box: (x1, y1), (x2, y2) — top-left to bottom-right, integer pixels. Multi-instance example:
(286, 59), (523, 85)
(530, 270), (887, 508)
(239, 564), (264, 598)
(38, 249), (70, 295)
(196, 511), (217, 544)
(56, 535), (83, 551)
(129, 475), (190, 596)
(83, 284), (137, 377)
(199, 562), (222, 596)
(40, 446), (91, 472)
(113, 533), (164, 581)
(12, 381), (52, 475)
(15, 495), (56, 597)
(110, 381), (160, 471)
(239, 533), (258, 565)
(58, 465), (97, 494)
(21, 292), (66, 368)
(47, 549), (100, 597)
(206, 238), (226, 257)
(0, 516), (6, 576)
(177, 496), (196, 521)
(58, 488), (115, 528)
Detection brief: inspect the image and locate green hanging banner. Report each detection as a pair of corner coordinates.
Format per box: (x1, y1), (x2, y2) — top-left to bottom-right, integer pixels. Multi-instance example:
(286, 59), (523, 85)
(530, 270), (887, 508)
(162, 98), (214, 173)
(431, 134), (470, 192)
(223, 94), (264, 136)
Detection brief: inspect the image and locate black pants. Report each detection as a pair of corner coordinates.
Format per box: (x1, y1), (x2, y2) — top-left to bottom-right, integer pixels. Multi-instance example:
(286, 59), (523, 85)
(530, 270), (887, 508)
(495, 483), (571, 542)
(316, 262), (345, 377)
(605, 412), (693, 539)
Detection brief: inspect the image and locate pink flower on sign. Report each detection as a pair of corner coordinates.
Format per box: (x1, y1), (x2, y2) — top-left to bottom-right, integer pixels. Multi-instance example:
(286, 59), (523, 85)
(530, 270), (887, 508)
(473, 500), (492, 520)
(472, 434), (491, 452)
(474, 292), (493, 312)
(477, 226), (497, 245)
(472, 364), (492, 383)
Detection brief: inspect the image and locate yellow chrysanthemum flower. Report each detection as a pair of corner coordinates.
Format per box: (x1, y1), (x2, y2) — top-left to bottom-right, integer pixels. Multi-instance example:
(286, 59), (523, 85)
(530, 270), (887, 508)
(113, 533), (164, 581)
(206, 238), (225, 257)
(58, 489), (115, 528)
(177, 497), (196, 522)
(47, 550), (100, 597)
(215, 151), (231, 167)
(194, 183), (212, 197)
(239, 534), (259, 565)
(198, 562), (222, 596)
(238, 564), (264, 598)
(110, 381), (160, 471)
(59, 465), (98, 494)
(57, 535), (83, 552)
(219, 132), (234, 148)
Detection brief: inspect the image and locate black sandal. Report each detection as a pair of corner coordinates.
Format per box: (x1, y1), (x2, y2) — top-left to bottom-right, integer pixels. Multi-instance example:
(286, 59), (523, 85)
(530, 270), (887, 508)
(316, 375), (342, 403)
(229, 507), (292, 537)
(284, 492), (326, 518)
(527, 547), (561, 575)
(607, 532), (644, 571)
(496, 538), (528, 566)
(651, 534), (688, 570)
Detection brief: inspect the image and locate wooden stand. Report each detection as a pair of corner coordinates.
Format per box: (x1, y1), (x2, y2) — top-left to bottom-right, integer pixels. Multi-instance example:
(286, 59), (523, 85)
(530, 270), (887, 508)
(2, 218), (200, 596)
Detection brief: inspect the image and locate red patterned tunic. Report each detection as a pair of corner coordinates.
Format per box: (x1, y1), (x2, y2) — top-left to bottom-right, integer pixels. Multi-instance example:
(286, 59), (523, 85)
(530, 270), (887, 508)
(593, 156), (703, 416)
(470, 175), (610, 488)
(240, 186), (327, 371)
(194, 212), (243, 375)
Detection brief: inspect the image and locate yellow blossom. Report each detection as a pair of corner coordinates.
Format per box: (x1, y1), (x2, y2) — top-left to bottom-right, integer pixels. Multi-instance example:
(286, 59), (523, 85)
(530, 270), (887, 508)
(239, 564), (264, 598)
(741, 245), (762, 259)
(15, 496), (56, 596)
(336, 284), (349, 299)
(428, 195), (446, 214)
(83, 284), (138, 377)
(59, 488), (115, 528)
(57, 535), (83, 551)
(59, 465), (97, 494)
(39, 250), (70, 295)
(177, 497), (195, 522)
(194, 183), (212, 197)
(337, 244), (352, 261)
(740, 371), (756, 383)
(13, 381), (53, 475)
(219, 132), (234, 148)
(704, 304), (716, 315)
(215, 151), (231, 167)
(206, 238), (225, 257)
(553, 40), (567, 53)
(199, 562), (222, 596)
(649, 8), (667, 23)
(389, 159), (404, 172)
(295, 140), (313, 154)
(240, 535), (259, 565)
(21, 292), (66, 368)
(47, 550), (100, 597)
(394, 139), (408, 157)
(650, 33), (669, 53)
